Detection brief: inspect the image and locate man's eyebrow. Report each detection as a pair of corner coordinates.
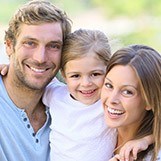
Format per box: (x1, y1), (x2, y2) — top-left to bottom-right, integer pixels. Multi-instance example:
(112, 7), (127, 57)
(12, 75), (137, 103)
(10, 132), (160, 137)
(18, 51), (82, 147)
(22, 36), (63, 45)
(50, 40), (63, 44)
(22, 36), (37, 41)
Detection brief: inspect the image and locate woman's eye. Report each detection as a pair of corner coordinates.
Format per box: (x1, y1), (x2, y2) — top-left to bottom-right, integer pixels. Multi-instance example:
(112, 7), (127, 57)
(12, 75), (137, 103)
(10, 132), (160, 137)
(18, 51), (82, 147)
(122, 90), (133, 96)
(105, 82), (113, 89)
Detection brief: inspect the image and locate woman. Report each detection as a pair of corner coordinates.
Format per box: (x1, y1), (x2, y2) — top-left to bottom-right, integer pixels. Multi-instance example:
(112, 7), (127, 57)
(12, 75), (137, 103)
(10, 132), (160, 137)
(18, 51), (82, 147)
(101, 45), (161, 160)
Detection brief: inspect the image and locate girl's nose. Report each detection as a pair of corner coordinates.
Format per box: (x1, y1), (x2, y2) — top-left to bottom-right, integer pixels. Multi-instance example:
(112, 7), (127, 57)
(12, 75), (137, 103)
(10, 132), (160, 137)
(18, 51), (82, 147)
(81, 77), (92, 86)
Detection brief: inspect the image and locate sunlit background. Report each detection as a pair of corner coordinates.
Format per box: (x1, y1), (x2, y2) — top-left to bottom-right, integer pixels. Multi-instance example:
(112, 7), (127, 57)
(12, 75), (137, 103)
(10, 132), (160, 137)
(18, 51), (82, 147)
(0, 0), (161, 63)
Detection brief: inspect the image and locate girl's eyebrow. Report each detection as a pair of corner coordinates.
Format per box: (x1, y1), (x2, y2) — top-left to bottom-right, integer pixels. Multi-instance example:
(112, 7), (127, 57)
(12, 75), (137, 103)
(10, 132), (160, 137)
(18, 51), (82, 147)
(92, 69), (106, 73)
(66, 72), (79, 75)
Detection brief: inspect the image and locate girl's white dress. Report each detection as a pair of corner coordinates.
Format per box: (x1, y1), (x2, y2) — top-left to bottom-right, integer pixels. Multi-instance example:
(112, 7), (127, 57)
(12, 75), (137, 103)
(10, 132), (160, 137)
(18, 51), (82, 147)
(43, 79), (117, 161)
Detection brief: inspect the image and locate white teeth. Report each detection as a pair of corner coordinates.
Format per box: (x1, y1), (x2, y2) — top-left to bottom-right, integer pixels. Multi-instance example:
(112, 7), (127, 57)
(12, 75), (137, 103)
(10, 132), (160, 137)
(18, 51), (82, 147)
(30, 67), (46, 73)
(107, 107), (124, 115)
(81, 90), (95, 94)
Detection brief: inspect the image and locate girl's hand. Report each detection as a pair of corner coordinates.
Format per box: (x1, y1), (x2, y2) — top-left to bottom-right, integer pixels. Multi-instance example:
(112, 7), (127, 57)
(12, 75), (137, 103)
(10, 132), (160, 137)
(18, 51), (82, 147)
(0, 64), (9, 75)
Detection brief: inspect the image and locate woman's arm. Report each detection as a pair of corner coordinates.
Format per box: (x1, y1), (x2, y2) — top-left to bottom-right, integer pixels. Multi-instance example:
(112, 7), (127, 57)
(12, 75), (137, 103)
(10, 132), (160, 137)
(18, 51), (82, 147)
(0, 64), (9, 75)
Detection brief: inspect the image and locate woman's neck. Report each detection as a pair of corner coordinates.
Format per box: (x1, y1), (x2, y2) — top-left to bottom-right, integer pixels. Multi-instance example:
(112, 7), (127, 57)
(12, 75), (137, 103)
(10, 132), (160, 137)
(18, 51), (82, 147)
(114, 127), (138, 154)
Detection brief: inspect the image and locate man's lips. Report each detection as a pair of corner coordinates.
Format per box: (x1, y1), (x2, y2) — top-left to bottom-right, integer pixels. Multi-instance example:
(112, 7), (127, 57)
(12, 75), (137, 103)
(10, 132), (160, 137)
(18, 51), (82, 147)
(30, 66), (47, 73)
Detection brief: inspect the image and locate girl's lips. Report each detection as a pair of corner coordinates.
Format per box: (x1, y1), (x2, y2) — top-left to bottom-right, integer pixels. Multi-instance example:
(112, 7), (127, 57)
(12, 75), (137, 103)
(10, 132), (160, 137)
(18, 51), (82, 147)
(79, 89), (97, 97)
(80, 89), (96, 94)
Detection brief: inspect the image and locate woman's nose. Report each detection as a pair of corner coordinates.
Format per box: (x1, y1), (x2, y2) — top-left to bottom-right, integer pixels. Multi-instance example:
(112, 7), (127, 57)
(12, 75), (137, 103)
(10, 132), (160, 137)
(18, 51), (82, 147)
(109, 91), (120, 105)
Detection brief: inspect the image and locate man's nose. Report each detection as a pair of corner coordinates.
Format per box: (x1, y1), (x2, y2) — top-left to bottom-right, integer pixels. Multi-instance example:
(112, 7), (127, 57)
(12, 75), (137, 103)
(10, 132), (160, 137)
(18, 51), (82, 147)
(33, 46), (46, 63)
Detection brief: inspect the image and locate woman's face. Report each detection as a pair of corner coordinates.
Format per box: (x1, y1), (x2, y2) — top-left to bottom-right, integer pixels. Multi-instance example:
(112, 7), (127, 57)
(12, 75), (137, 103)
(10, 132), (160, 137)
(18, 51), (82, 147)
(101, 65), (150, 130)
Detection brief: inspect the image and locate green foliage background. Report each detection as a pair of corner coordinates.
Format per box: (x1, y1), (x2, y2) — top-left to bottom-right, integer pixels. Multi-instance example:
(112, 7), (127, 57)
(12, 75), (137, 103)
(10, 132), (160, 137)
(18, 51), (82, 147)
(91, 0), (161, 52)
(0, 0), (160, 80)
(92, 0), (161, 17)
(0, 0), (160, 52)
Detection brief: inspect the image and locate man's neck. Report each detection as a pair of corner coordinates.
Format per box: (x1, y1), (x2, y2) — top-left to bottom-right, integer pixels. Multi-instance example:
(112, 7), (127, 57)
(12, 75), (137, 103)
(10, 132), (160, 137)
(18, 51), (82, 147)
(3, 75), (47, 133)
(3, 75), (44, 112)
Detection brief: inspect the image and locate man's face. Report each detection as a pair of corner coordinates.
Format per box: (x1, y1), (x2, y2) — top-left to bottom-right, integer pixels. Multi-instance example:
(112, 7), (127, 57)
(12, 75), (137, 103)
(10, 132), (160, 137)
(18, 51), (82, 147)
(7, 22), (63, 90)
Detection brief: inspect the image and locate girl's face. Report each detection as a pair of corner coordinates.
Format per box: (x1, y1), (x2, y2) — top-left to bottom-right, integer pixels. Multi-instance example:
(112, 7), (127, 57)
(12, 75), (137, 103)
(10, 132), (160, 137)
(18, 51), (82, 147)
(63, 53), (107, 105)
(101, 65), (150, 131)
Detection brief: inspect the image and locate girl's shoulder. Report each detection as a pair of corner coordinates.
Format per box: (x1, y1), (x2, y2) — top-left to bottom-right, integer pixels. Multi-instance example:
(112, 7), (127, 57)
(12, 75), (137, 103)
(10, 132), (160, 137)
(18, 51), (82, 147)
(157, 150), (161, 160)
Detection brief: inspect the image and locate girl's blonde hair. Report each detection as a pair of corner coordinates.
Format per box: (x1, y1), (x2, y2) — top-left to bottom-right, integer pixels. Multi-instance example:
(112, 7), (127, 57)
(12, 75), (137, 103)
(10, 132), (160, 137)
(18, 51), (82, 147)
(61, 29), (111, 71)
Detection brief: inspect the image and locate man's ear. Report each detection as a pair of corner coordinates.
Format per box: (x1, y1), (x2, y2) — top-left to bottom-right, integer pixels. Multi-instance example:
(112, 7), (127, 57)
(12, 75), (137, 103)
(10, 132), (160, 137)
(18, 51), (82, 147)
(5, 39), (14, 57)
(60, 69), (66, 82)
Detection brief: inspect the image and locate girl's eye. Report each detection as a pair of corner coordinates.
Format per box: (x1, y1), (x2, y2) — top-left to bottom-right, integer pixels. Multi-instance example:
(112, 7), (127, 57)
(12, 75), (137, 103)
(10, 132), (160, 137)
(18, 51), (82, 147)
(91, 73), (102, 77)
(70, 74), (80, 78)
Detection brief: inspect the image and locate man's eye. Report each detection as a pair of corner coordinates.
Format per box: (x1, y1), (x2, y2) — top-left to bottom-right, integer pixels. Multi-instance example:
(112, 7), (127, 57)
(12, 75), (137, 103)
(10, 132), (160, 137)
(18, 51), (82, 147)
(23, 41), (36, 48)
(23, 41), (35, 46)
(28, 41), (34, 45)
(47, 43), (62, 50)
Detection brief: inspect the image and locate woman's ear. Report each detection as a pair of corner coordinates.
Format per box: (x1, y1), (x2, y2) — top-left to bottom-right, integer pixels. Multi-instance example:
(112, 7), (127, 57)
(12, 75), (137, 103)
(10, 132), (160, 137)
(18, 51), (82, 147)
(5, 39), (14, 57)
(145, 105), (152, 111)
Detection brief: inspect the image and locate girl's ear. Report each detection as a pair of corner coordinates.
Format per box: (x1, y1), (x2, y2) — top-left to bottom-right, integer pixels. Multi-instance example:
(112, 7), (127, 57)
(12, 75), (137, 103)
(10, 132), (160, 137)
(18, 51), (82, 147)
(5, 39), (14, 57)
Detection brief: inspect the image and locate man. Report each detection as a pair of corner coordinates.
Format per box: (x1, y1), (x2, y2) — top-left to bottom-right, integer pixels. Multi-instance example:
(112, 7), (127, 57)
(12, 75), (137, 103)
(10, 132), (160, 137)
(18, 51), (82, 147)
(0, 0), (71, 160)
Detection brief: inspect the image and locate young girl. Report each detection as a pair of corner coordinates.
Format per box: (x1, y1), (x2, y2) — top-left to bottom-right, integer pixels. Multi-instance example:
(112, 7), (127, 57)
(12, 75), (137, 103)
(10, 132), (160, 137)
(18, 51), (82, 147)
(101, 44), (161, 161)
(0, 30), (153, 161)
(43, 29), (116, 161)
